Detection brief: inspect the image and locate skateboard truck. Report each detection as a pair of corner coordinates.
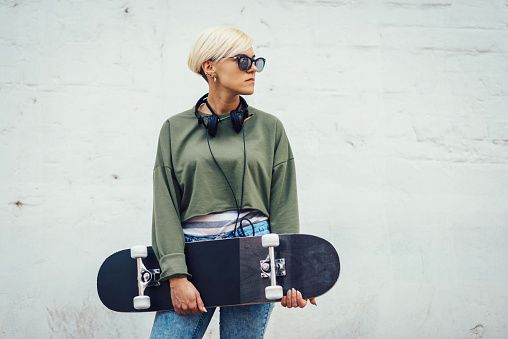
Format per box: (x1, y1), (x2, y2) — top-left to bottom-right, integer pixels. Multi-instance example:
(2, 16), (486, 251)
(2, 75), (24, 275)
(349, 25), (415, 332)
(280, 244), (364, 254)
(260, 258), (286, 278)
(131, 245), (161, 310)
(261, 234), (284, 300)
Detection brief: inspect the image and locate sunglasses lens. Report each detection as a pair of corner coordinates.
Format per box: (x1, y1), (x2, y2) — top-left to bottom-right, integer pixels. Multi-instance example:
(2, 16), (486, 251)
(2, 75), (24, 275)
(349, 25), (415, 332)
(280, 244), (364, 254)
(238, 57), (252, 71)
(255, 58), (265, 72)
(236, 57), (266, 72)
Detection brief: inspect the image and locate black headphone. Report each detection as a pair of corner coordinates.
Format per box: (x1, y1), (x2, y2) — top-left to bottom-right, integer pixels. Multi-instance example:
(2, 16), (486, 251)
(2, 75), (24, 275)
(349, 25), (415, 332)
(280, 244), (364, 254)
(194, 93), (250, 137)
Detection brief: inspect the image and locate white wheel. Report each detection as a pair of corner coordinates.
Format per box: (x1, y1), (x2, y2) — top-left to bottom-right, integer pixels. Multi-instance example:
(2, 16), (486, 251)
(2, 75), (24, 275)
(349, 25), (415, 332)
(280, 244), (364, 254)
(265, 285), (283, 300)
(262, 234), (279, 248)
(133, 295), (151, 310)
(131, 245), (148, 259)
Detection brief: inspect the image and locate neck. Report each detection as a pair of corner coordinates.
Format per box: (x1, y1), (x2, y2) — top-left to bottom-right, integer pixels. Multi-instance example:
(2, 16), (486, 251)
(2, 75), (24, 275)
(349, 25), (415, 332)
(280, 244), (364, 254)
(205, 88), (241, 115)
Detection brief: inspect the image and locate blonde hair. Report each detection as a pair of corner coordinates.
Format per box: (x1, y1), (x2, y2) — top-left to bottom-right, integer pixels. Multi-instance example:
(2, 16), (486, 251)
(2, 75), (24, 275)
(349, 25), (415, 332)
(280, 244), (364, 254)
(188, 27), (254, 82)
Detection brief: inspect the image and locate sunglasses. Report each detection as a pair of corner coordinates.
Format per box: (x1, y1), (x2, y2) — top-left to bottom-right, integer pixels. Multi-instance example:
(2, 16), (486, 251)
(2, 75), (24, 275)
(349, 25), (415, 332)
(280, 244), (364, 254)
(225, 56), (266, 72)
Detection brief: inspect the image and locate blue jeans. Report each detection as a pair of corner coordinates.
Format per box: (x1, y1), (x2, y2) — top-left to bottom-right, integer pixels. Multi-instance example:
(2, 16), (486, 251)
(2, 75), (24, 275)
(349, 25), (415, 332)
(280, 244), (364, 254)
(150, 220), (274, 339)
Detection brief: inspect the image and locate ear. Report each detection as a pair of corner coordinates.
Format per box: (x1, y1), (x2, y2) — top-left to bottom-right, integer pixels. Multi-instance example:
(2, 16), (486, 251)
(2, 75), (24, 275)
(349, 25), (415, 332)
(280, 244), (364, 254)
(202, 60), (215, 75)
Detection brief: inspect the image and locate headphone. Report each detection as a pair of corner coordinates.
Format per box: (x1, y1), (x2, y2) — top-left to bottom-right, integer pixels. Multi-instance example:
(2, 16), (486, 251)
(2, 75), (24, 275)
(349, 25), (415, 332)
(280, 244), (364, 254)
(194, 93), (250, 137)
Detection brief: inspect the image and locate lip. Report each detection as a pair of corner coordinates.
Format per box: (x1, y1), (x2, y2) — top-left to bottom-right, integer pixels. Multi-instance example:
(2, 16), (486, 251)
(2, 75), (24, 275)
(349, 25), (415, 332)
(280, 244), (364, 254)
(246, 78), (255, 83)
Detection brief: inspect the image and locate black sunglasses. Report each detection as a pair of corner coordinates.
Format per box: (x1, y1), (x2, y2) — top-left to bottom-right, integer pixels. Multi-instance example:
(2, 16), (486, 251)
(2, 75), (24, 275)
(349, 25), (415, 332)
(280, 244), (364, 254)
(226, 56), (266, 72)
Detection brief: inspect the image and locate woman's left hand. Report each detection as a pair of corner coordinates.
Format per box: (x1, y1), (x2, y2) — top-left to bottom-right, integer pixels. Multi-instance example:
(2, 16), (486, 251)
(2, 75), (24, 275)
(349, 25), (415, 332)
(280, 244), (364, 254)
(280, 288), (317, 308)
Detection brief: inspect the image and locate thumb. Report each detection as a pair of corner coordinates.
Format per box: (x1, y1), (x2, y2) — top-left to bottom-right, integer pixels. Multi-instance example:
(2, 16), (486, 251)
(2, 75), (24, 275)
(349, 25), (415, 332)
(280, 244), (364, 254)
(196, 293), (207, 313)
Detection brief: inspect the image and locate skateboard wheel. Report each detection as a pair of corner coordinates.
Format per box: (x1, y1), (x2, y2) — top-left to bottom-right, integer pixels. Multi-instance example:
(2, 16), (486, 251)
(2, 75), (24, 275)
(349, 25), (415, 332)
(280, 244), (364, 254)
(261, 234), (279, 248)
(131, 245), (148, 259)
(133, 296), (151, 310)
(265, 285), (283, 300)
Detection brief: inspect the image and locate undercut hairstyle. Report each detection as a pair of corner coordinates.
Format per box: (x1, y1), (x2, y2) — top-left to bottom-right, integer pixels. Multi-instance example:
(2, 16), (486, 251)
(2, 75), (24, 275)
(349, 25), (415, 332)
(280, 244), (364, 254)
(188, 27), (254, 82)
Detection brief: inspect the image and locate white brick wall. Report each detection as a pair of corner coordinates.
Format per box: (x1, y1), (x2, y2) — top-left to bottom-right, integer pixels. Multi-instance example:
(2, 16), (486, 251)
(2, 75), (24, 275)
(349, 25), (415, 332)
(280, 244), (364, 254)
(1, 1), (507, 338)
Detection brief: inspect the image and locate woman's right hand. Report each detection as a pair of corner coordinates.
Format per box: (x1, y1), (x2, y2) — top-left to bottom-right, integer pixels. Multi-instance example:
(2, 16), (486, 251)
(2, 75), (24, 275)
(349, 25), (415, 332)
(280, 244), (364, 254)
(169, 276), (207, 315)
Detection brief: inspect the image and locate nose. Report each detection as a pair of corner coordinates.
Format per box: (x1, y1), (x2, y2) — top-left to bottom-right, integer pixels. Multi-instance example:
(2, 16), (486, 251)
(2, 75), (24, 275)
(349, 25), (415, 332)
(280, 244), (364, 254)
(249, 62), (257, 73)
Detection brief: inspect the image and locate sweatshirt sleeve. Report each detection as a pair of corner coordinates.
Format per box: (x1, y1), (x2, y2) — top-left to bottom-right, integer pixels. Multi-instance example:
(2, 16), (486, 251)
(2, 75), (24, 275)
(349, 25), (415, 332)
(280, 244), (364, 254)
(269, 121), (300, 234)
(151, 121), (190, 281)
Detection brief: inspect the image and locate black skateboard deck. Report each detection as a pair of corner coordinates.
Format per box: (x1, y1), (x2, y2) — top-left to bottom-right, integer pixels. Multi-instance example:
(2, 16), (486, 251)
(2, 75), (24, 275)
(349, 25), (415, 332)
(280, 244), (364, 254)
(97, 234), (340, 312)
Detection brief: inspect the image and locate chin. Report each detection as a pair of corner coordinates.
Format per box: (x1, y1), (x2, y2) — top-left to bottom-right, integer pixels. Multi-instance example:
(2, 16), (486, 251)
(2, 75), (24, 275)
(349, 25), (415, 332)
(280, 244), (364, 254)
(238, 86), (255, 96)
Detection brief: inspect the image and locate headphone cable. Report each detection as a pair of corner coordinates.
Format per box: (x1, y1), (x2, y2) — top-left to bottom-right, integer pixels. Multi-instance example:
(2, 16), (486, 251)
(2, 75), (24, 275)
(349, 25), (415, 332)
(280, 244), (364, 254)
(206, 125), (253, 237)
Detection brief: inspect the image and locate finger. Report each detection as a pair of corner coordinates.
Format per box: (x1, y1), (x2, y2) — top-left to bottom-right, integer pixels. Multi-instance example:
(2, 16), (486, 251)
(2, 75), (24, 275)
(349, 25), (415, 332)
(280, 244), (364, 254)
(181, 303), (192, 316)
(188, 300), (199, 316)
(297, 291), (307, 308)
(176, 305), (186, 316)
(309, 298), (317, 306)
(172, 300), (181, 315)
(188, 300), (201, 316)
(296, 291), (307, 308)
(286, 289), (293, 308)
(191, 305), (200, 316)
(171, 295), (179, 314)
(291, 288), (297, 308)
(281, 295), (287, 307)
(171, 293), (183, 315)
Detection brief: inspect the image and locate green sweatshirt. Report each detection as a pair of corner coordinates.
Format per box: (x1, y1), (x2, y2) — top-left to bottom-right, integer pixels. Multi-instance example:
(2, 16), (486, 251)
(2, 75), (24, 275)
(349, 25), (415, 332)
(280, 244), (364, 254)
(152, 106), (299, 281)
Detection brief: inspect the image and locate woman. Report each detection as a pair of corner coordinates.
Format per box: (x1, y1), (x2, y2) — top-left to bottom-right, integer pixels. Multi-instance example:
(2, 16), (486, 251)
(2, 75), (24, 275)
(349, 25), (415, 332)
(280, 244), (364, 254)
(150, 27), (315, 339)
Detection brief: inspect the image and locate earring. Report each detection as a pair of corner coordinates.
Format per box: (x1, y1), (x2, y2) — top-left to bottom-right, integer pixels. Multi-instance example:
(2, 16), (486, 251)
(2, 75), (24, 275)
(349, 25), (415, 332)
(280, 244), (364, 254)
(213, 75), (217, 83)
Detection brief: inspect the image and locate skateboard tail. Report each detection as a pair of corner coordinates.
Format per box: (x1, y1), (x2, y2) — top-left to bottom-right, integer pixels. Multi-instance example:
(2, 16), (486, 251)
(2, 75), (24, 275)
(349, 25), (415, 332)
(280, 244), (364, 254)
(97, 248), (173, 312)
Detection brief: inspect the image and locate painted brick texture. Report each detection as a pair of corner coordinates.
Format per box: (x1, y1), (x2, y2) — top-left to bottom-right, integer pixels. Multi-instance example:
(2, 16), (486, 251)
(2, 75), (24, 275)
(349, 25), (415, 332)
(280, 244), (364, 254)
(1, 1), (507, 338)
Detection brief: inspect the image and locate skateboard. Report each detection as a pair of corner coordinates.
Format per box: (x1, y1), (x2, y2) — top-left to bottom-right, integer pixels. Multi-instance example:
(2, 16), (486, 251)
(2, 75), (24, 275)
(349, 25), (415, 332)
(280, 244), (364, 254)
(97, 233), (340, 312)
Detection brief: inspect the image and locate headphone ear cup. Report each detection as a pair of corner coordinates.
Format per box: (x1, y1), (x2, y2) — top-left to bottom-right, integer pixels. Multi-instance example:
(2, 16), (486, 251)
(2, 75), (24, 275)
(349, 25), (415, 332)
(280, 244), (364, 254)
(207, 114), (219, 137)
(230, 110), (244, 133)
